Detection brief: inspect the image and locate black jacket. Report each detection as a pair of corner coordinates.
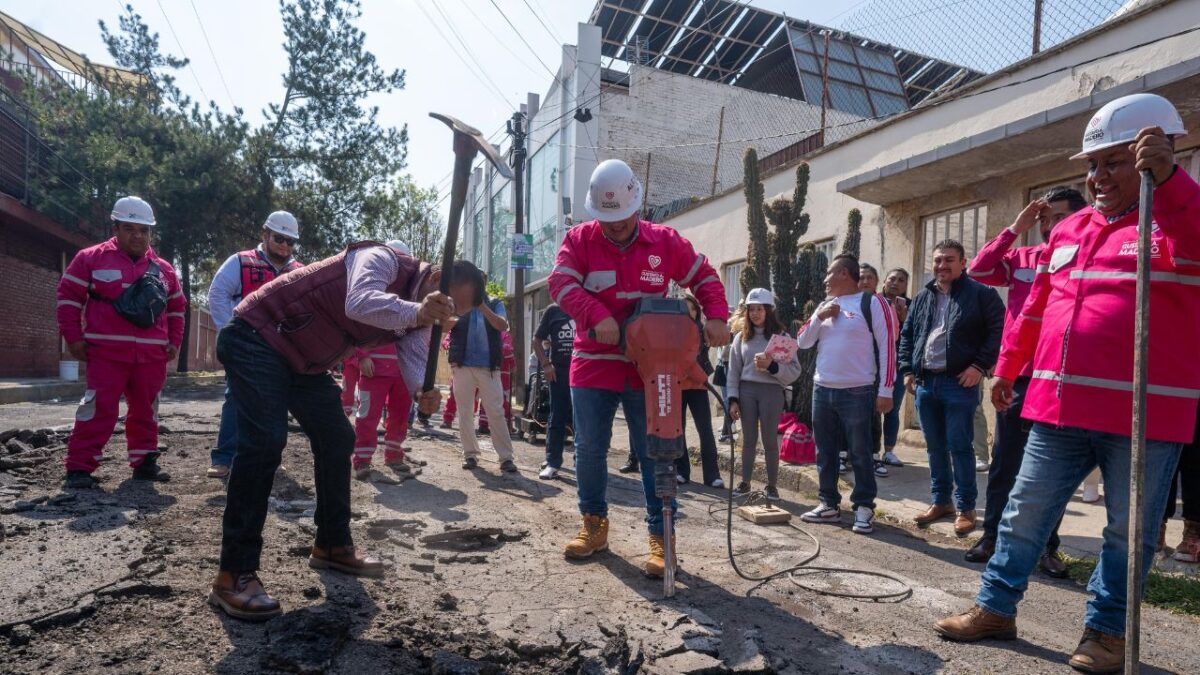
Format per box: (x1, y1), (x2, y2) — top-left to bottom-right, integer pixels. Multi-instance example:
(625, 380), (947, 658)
(898, 274), (1005, 380)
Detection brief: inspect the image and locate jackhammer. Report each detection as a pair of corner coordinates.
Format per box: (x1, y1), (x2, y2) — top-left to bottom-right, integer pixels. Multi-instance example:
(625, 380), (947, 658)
(616, 297), (708, 598)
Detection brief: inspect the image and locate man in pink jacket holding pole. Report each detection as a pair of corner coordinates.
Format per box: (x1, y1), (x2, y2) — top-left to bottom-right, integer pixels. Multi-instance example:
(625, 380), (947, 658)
(936, 94), (1198, 674)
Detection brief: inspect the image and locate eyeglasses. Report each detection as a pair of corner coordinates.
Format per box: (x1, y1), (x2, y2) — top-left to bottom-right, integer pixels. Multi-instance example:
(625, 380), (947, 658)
(271, 233), (297, 246)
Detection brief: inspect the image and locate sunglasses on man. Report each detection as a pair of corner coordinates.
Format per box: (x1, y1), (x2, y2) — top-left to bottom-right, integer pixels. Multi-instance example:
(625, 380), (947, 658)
(271, 233), (297, 246)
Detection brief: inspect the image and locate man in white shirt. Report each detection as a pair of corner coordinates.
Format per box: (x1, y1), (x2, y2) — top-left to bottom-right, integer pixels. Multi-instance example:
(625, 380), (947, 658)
(797, 255), (898, 534)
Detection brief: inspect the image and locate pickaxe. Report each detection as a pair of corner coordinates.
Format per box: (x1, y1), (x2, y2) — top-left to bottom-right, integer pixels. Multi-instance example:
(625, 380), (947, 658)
(422, 113), (513, 396)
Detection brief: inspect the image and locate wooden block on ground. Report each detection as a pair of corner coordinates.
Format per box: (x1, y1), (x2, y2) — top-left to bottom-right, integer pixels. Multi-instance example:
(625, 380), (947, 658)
(736, 504), (792, 525)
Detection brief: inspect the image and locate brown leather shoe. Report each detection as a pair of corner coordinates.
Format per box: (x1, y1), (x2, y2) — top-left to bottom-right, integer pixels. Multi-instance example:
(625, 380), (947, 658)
(914, 503), (955, 527)
(208, 570), (282, 622)
(1040, 548), (1069, 579)
(309, 545), (385, 578)
(934, 605), (1017, 642)
(1068, 628), (1124, 673)
(954, 510), (977, 537)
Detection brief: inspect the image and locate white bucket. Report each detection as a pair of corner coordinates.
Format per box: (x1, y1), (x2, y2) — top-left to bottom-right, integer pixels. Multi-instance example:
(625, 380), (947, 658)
(59, 360), (80, 382)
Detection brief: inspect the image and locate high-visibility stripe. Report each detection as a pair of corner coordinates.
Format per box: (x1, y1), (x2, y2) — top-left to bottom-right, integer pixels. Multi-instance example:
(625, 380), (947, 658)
(57, 299), (83, 309)
(693, 275), (720, 289)
(63, 273), (88, 287)
(169, 291), (184, 300)
(554, 283), (582, 305)
(1175, 257), (1200, 267)
(166, 312), (185, 318)
(680, 255), (706, 286)
(1068, 269), (1200, 286)
(967, 268), (994, 277)
(1021, 314), (1043, 322)
(1036, 264), (1048, 273)
(1032, 369), (1200, 399)
(552, 265), (583, 283)
(573, 351), (630, 362)
(615, 291), (660, 300)
(368, 353), (398, 360)
(83, 333), (168, 346)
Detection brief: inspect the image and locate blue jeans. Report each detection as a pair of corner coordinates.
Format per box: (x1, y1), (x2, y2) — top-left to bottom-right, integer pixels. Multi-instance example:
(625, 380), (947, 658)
(977, 423), (1182, 637)
(915, 373), (979, 511)
(544, 364), (572, 469)
(571, 385), (675, 536)
(813, 384), (877, 509)
(211, 385), (237, 467)
(216, 320), (356, 571)
(883, 376), (906, 448)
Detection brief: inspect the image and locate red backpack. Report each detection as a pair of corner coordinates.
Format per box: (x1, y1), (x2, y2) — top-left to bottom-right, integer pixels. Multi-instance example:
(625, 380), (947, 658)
(777, 412), (816, 465)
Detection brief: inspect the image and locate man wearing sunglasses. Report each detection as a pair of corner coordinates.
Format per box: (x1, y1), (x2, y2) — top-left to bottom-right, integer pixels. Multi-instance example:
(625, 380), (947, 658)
(207, 211), (304, 478)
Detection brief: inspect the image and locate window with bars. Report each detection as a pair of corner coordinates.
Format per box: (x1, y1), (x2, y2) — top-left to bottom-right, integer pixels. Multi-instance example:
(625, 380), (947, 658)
(814, 239), (837, 266)
(722, 261), (746, 311)
(920, 204), (988, 287)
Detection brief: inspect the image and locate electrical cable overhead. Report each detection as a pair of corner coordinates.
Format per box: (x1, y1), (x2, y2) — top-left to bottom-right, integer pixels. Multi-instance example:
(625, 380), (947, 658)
(153, 0), (209, 102)
(425, 0), (512, 104)
(414, 0), (510, 107)
(518, 0), (561, 46)
(455, 0), (546, 79)
(486, 0), (560, 81)
(187, 0), (236, 109)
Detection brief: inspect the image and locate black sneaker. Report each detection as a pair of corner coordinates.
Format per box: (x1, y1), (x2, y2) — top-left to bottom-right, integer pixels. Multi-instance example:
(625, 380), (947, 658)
(477, 426), (490, 435)
(500, 460), (519, 473)
(65, 470), (98, 489)
(618, 458), (639, 474)
(462, 457), (478, 470)
(132, 452), (171, 482)
(765, 485), (781, 501)
(733, 481), (752, 497)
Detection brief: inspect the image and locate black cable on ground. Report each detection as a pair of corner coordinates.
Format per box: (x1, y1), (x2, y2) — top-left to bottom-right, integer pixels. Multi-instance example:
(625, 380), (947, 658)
(704, 382), (912, 602)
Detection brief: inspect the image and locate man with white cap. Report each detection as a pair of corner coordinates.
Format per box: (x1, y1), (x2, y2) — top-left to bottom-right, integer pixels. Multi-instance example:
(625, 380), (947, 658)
(56, 196), (187, 488)
(206, 211), (304, 478)
(548, 159), (731, 577)
(935, 93), (1200, 673)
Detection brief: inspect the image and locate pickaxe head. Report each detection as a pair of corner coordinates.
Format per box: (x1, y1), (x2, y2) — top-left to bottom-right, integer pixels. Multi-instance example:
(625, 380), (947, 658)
(429, 112), (514, 179)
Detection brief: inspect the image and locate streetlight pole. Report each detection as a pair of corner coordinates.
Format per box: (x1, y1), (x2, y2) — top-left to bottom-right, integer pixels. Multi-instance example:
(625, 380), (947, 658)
(508, 111), (529, 401)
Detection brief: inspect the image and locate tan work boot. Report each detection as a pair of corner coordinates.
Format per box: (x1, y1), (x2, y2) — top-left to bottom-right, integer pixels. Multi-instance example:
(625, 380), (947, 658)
(1068, 627), (1124, 673)
(954, 510), (977, 537)
(914, 503), (955, 526)
(644, 534), (678, 578)
(1174, 519), (1200, 563)
(564, 514), (609, 559)
(934, 605), (1017, 642)
(209, 570), (282, 622)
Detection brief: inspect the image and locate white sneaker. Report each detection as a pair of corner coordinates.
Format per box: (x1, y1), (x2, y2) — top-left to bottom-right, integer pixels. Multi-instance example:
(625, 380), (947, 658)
(801, 503), (840, 523)
(873, 460), (889, 477)
(975, 460), (989, 472)
(538, 465), (559, 480)
(883, 451), (904, 467)
(1081, 483), (1101, 503)
(852, 506), (875, 534)
(709, 478), (725, 489)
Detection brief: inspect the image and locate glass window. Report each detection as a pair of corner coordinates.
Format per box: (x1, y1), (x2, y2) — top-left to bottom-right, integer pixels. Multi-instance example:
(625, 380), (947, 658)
(798, 73), (824, 104)
(722, 261), (745, 312)
(920, 203), (988, 287)
(863, 69), (905, 95)
(826, 39), (855, 62)
(868, 91), (908, 116)
(814, 239), (837, 266)
(527, 132), (561, 284)
(827, 81), (874, 117)
(856, 47), (894, 72)
(489, 178), (513, 290)
(827, 60), (863, 84)
(793, 51), (820, 73)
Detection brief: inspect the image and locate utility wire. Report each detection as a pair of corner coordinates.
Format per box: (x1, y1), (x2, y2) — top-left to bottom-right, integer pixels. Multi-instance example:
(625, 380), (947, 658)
(187, 0), (236, 108)
(153, 0), (209, 102)
(426, 0), (511, 104)
(486, 0), (560, 81)
(518, 0), (561, 46)
(455, 0), (546, 79)
(414, 0), (510, 106)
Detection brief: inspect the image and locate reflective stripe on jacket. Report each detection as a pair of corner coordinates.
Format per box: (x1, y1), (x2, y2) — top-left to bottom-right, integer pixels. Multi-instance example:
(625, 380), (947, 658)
(995, 167), (1200, 442)
(56, 238), (186, 363)
(968, 228), (1048, 378)
(547, 220), (729, 391)
(354, 343), (402, 379)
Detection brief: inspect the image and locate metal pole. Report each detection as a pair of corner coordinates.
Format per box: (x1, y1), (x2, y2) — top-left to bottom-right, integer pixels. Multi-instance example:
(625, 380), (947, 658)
(820, 30), (831, 137)
(643, 153), (652, 218)
(710, 106), (725, 197)
(1032, 0), (1044, 55)
(1125, 169), (1154, 674)
(509, 112), (528, 403)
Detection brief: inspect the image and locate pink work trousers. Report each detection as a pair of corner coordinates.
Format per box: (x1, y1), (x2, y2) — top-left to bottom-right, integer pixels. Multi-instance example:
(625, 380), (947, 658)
(353, 375), (409, 467)
(65, 356), (167, 473)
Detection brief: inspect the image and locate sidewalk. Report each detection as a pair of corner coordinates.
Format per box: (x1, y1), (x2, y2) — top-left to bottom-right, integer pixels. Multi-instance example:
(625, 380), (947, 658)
(0, 372), (225, 405)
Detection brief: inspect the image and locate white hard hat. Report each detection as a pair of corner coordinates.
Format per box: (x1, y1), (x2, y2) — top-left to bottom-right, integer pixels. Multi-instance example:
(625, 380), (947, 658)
(746, 288), (774, 306)
(584, 159), (643, 222)
(385, 240), (412, 256)
(110, 196), (156, 226)
(1071, 93), (1187, 160)
(264, 211), (300, 239)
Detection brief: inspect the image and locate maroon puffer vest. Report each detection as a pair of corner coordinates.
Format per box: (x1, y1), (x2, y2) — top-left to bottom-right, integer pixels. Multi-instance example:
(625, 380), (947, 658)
(235, 241), (431, 374)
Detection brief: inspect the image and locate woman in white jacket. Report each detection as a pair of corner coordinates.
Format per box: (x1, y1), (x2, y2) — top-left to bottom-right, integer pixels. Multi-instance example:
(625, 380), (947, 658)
(728, 288), (802, 500)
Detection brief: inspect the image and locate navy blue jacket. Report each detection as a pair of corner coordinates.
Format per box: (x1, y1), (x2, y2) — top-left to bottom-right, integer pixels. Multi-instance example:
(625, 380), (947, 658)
(448, 297), (503, 370)
(898, 274), (1005, 380)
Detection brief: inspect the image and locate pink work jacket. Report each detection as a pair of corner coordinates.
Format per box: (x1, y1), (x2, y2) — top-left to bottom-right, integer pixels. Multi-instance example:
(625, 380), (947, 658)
(969, 228), (1049, 378)
(353, 343), (403, 379)
(547, 220), (729, 391)
(995, 167), (1200, 443)
(56, 238), (186, 363)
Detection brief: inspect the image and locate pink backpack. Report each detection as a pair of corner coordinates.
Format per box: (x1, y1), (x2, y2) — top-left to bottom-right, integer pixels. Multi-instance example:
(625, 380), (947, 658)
(778, 412), (816, 465)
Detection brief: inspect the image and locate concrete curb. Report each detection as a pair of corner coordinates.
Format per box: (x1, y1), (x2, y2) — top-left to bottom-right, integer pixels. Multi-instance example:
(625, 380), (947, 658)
(0, 373), (225, 406)
(686, 443), (822, 496)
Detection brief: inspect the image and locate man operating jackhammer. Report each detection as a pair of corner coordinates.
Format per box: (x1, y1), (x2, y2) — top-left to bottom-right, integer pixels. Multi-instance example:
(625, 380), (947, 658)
(935, 93), (1200, 674)
(547, 159), (730, 577)
(209, 243), (478, 621)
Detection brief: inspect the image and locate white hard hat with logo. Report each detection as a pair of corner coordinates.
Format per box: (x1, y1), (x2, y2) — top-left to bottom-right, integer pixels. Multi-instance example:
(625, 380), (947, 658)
(1071, 93), (1187, 160)
(746, 288), (774, 306)
(110, 196), (156, 226)
(264, 211), (300, 240)
(585, 159), (643, 222)
(385, 240), (412, 256)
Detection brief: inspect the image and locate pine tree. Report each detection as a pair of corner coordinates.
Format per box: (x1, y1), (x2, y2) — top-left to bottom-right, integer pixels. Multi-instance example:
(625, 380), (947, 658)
(740, 147), (770, 296)
(841, 208), (862, 259)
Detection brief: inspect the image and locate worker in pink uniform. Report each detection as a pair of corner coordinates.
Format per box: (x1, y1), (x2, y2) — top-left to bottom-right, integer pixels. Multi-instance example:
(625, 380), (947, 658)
(340, 356), (360, 417)
(350, 342), (412, 479)
(56, 196), (186, 489)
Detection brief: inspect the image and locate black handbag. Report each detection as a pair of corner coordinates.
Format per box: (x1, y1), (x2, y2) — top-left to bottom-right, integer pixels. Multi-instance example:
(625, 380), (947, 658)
(92, 260), (169, 328)
(712, 361), (727, 387)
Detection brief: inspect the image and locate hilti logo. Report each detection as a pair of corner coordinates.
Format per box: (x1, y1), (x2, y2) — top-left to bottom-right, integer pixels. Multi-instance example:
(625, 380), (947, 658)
(656, 373), (671, 417)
